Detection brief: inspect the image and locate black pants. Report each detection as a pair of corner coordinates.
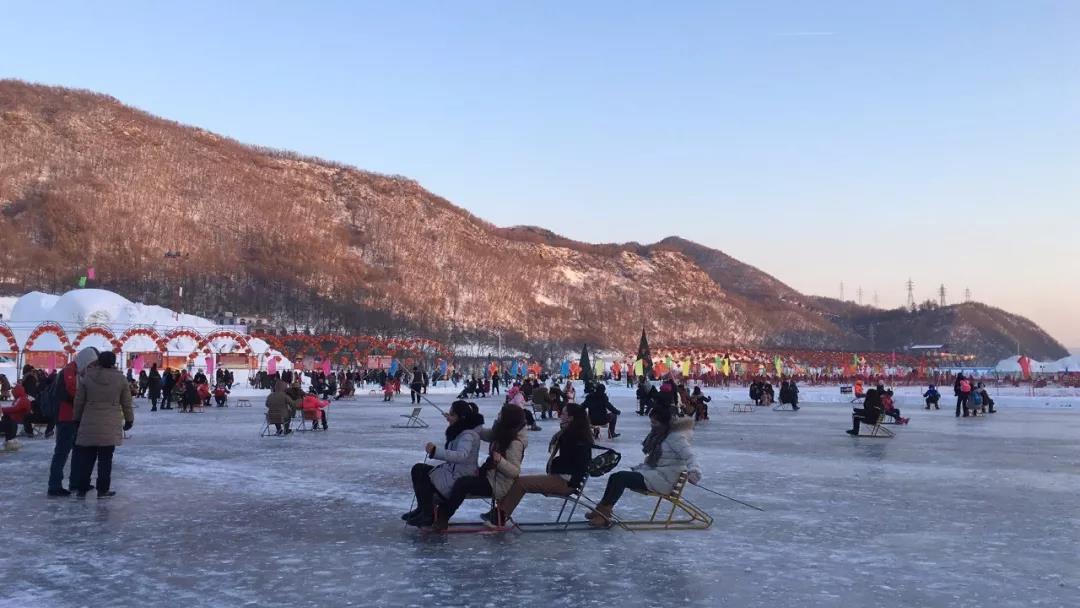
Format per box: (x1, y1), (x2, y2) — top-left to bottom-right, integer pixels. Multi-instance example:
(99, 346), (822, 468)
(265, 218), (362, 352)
(150, 396), (159, 408)
(22, 413), (54, 436)
(410, 463), (439, 517)
(410, 386), (422, 404)
(162, 390), (173, 408)
(851, 408), (874, 432)
(72, 445), (115, 493)
(445, 475), (494, 519)
(956, 393), (969, 417)
(48, 421), (77, 492)
(886, 408), (902, 422)
(524, 410), (537, 427)
(925, 397), (938, 409)
(600, 471), (648, 506)
(1, 415), (17, 441)
(273, 421), (292, 433)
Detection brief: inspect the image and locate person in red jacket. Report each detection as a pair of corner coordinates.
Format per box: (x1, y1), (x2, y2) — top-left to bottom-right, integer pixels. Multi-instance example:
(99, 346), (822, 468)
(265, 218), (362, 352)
(197, 382), (212, 408)
(301, 392), (329, 430)
(48, 347), (97, 496)
(2, 385), (32, 451)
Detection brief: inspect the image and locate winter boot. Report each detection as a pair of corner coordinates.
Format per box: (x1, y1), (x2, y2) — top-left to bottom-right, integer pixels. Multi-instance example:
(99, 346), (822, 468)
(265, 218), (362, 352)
(587, 504), (613, 528)
(4, 439), (21, 452)
(846, 429), (858, 436)
(431, 508), (450, 533)
(47, 488), (72, 497)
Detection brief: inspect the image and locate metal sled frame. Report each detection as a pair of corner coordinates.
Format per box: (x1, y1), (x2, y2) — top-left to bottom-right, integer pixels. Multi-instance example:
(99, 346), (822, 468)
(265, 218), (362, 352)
(772, 402), (797, 412)
(618, 472), (714, 531)
(860, 414), (894, 438)
(393, 407), (429, 429)
(730, 402), (755, 413)
(260, 413), (291, 437)
(422, 497), (516, 535)
(514, 478), (629, 533)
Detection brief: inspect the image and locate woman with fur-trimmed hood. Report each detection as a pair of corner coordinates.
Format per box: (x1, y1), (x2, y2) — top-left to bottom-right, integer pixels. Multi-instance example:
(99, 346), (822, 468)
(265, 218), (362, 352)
(587, 405), (701, 527)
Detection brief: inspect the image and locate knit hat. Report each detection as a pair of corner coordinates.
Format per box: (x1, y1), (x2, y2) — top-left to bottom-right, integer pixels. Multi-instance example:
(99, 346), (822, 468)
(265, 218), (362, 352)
(75, 347), (100, 372)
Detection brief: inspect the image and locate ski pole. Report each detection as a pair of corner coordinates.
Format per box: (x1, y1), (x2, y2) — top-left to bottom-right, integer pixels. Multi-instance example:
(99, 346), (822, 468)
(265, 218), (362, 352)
(690, 483), (765, 511)
(419, 394), (446, 415)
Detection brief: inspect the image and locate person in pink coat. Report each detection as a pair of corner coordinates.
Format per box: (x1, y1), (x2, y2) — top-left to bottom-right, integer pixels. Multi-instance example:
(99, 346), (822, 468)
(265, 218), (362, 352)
(301, 392), (329, 430)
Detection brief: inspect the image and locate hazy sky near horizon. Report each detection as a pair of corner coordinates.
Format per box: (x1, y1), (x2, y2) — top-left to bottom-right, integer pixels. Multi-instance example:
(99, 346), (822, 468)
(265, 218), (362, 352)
(2, 1), (1078, 345)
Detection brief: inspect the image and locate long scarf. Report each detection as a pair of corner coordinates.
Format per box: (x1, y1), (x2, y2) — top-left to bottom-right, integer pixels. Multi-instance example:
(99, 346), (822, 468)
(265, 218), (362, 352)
(642, 428), (668, 467)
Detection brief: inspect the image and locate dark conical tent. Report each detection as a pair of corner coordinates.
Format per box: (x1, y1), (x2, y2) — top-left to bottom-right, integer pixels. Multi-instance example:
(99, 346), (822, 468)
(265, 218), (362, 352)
(578, 343), (593, 382)
(636, 327), (653, 379)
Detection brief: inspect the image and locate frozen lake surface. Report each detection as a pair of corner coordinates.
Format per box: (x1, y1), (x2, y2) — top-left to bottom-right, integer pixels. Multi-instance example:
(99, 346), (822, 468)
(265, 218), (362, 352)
(2, 383), (1077, 608)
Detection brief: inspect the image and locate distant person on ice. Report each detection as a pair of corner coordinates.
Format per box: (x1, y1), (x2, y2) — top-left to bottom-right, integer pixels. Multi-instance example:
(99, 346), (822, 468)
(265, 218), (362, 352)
(584, 384), (620, 439)
(923, 385), (940, 410)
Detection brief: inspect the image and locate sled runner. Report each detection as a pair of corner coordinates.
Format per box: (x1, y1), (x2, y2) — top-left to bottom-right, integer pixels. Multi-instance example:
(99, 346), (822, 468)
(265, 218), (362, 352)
(422, 497), (516, 535)
(618, 471), (714, 531)
(772, 402), (797, 412)
(392, 407), (429, 429)
(858, 413), (894, 438)
(730, 402), (755, 413)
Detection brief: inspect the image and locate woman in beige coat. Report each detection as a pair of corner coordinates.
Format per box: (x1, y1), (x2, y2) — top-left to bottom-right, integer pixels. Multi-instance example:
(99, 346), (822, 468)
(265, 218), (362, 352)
(72, 351), (134, 498)
(433, 404), (527, 530)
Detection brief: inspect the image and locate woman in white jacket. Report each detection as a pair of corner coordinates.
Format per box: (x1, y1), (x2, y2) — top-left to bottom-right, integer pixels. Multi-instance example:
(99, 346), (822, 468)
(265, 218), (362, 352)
(588, 405), (701, 527)
(403, 401), (483, 527)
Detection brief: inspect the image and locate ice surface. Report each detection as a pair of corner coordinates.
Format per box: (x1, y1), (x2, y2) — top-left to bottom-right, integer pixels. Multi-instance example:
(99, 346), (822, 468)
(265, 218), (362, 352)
(1, 384), (1077, 608)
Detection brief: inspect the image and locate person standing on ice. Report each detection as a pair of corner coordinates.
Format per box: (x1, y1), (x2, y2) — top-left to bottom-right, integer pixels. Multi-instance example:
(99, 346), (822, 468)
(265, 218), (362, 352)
(409, 367), (423, 404)
(147, 364), (162, 411)
(584, 384), (620, 439)
(954, 374), (972, 417)
(46, 347), (98, 496)
(71, 350), (133, 498)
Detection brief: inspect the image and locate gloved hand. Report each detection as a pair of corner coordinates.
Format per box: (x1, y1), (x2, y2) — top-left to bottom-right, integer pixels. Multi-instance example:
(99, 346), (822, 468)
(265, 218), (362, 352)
(687, 469), (702, 485)
(123, 419), (133, 431)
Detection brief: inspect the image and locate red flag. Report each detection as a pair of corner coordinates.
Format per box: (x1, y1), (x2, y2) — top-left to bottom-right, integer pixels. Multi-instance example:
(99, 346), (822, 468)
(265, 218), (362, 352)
(87, 267), (96, 280)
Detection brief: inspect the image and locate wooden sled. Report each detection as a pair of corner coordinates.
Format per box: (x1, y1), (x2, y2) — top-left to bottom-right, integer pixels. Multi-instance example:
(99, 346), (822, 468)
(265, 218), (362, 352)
(617, 472), (713, 531)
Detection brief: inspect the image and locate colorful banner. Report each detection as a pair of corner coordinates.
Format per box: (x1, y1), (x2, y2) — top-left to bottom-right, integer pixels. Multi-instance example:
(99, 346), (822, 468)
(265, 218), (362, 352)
(561, 360), (570, 376)
(721, 357), (731, 377)
(205, 356), (215, 378)
(633, 359), (644, 377)
(132, 355), (145, 375)
(267, 357), (278, 375)
(681, 360), (691, 376)
(25, 351), (67, 371)
(322, 359), (332, 375)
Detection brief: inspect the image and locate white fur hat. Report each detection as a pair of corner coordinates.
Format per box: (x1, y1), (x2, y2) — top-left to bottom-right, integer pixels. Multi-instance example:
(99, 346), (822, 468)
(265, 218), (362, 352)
(75, 347), (100, 372)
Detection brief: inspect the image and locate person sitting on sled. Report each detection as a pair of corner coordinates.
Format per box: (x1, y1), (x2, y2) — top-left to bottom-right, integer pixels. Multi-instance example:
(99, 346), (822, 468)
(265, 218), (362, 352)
(881, 389), (908, 424)
(976, 382), (996, 414)
(586, 405), (701, 528)
(923, 385), (941, 410)
(433, 404), (527, 531)
(584, 384), (620, 439)
(688, 386), (713, 420)
(847, 388), (883, 435)
(301, 391), (330, 430)
(213, 383), (229, 407)
(403, 400), (484, 527)
(498, 403), (593, 521)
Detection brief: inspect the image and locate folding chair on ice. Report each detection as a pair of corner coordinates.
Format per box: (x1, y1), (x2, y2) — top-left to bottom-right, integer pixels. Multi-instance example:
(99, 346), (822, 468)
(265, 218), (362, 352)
(392, 407), (429, 429)
(730, 402), (755, 413)
(620, 471), (714, 531)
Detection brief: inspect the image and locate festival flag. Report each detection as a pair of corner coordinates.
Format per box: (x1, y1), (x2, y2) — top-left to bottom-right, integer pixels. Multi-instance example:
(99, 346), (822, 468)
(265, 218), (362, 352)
(132, 355), (145, 376)
(439, 359), (448, 375)
(594, 359), (604, 377)
(579, 344), (594, 382)
(681, 360), (691, 377)
(77, 276), (87, 288)
(636, 328), (654, 379)
(206, 356), (216, 378)
(633, 359), (644, 377)
(322, 359), (332, 376)
(721, 357), (731, 377)
(561, 360), (570, 376)
(774, 355), (783, 376)
(87, 267), (96, 280)
(267, 357), (278, 375)
(389, 359), (399, 375)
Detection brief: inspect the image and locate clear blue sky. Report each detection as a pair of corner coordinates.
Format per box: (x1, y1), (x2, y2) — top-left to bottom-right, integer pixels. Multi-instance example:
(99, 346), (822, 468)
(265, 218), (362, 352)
(3, 1), (1078, 346)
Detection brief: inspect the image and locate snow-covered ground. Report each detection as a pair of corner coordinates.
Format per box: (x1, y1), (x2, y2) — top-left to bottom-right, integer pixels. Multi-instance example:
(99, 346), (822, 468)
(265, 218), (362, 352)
(1, 383), (1077, 608)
